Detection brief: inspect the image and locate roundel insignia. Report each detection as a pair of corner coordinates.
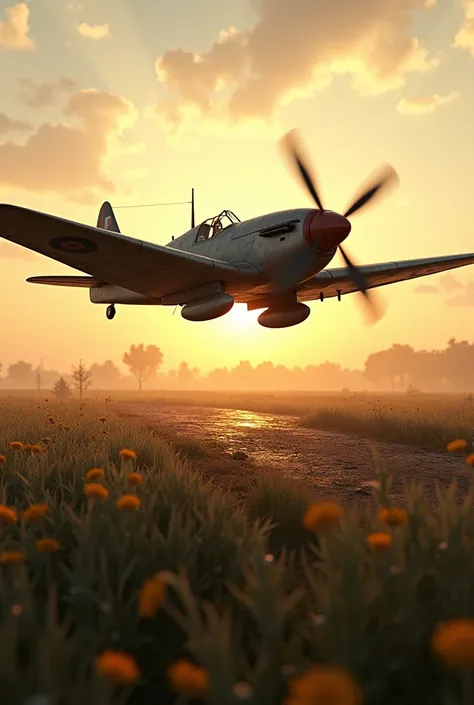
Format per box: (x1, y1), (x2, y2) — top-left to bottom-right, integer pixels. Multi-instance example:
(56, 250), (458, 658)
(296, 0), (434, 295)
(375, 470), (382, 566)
(49, 236), (98, 254)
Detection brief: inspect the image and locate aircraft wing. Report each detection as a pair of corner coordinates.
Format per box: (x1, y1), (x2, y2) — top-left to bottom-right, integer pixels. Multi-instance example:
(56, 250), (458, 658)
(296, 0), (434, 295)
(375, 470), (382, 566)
(296, 254), (474, 301)
(0, 204), (259, 299)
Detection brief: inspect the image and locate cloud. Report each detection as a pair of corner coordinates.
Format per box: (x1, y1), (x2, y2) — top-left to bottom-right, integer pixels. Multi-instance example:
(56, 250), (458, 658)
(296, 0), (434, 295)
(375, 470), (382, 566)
(77, 22), (110, 40)
(446, 282), (474, 306)
(453, 0), (474, 56)
(397, 90), (459, 114)
(0, 2), (34, 50)
(18, 77), (78, 108)
(0, 113), (31, 135)
(0, 88), (136, 196)
(414, 284), (439, 293)
(154, 0), (440, 125)
(439, 274), (464, 292)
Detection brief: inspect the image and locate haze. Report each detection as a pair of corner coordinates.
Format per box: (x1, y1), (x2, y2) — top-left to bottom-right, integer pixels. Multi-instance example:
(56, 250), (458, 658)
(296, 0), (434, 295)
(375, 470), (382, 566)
(1, 0), (473, 376)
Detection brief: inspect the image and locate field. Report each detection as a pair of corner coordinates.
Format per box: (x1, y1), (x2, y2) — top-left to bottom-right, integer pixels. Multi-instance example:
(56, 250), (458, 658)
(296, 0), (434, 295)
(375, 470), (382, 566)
(2, 397), (474, 704)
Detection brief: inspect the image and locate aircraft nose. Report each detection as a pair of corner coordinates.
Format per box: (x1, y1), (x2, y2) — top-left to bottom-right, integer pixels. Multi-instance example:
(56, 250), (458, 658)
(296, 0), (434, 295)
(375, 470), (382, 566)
(308, 211), (351, 250)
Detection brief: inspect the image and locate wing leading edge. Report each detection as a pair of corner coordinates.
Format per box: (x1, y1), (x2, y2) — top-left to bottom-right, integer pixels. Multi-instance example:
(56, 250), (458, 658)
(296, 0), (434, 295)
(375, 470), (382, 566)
(0, 204), (260, 299)
(296, 254), (474, 301)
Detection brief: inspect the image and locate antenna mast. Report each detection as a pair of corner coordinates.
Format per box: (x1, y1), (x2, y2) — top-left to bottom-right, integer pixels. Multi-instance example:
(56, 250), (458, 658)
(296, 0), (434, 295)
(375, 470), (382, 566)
(191, 188), (195, 228)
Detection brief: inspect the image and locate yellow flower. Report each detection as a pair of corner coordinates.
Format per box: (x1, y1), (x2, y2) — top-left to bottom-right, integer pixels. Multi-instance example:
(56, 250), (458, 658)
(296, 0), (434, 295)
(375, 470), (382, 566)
(378, 507), (408, 527)
(303, 502), (343, 532)
(86, 468), (105, 482)
(367, 532), (392, 550)
(167, 659), (209, 697)
(119, 448), (136, 460)
(287, 666), (362, 705)
(22, 503), (48, 522)
(138, 575), (167, 618)
(0, 551), (26, 564)
(466, 454), (474, 466)
(116, 495), (141, 510)
(99, 416), (107, 423)
(127, 472), (142, 487)
(0, 455), (5, 464)
(95, 650), (140, 685)
(432, 618), (474, 668)
(10, 441), (23, 450)
(84, 483), (109, 500)
(0, 505), (18, 524)
(36, 538), (61, 552)
(447, 439), (467, 452)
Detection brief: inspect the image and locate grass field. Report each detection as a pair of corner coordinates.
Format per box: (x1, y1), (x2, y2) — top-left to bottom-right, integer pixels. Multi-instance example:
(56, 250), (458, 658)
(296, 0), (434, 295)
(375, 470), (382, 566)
(1, 397), (474, 704)
(12, 388), (470, 453)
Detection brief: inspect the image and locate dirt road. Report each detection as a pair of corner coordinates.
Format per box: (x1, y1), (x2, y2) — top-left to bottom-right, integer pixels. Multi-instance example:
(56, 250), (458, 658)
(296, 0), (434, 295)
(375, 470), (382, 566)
(118, 401), (472, 505)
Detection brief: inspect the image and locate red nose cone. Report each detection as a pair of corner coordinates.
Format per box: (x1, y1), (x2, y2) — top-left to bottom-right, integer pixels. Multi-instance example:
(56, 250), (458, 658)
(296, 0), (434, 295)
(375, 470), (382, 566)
(304, 210), (351, 250)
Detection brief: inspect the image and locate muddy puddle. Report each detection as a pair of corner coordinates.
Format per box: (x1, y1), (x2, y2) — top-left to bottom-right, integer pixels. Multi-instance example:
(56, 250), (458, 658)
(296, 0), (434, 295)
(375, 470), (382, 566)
(118, 402), (471, 504)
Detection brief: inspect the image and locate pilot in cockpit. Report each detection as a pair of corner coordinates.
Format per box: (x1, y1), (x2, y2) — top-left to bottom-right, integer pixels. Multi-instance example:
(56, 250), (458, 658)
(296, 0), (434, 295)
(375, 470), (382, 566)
(212, 218), (223, 236)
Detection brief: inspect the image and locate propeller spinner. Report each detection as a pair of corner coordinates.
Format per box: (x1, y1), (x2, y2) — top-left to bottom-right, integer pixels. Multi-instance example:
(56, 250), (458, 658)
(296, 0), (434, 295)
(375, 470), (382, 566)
(275, 129), (399, 323)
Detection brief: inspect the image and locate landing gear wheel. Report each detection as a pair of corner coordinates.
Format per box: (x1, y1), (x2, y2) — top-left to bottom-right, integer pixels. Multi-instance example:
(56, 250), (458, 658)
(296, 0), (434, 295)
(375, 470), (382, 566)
(106, 304), (116, 320)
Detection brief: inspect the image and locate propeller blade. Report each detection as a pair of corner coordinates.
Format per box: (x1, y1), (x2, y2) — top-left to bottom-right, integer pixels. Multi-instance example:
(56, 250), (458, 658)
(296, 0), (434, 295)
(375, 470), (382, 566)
(338, 244), (383, 324)
(281, 130), (325, 211)
(343, 164), (399, 219)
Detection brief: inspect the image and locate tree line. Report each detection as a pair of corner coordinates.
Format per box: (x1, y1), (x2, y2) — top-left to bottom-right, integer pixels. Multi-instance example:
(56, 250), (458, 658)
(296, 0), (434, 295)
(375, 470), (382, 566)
(1, 339), (474, 392)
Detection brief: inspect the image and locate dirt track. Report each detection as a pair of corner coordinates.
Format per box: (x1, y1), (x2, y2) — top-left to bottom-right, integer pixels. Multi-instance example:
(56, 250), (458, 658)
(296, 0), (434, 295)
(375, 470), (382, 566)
(118, 402), (472, 505)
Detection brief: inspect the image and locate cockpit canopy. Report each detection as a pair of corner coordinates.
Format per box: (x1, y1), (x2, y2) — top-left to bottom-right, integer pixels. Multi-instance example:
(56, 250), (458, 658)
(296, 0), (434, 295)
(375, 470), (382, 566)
(195, 210), (241, 242)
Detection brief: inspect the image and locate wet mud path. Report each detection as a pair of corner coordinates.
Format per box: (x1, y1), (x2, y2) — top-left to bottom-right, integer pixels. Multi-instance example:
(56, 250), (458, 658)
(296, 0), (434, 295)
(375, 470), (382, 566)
(118, 402), (472, 504)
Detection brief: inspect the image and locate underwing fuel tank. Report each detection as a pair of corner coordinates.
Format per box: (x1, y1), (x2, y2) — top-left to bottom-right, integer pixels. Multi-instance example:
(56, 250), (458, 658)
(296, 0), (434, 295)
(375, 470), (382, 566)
(181, 292), (234, 322)
(258, 303), (310, 329)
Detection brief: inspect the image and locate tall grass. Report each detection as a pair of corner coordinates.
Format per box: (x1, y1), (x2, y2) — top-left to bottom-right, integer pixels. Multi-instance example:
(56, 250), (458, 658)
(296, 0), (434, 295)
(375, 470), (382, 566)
(0, 398), (474, 704)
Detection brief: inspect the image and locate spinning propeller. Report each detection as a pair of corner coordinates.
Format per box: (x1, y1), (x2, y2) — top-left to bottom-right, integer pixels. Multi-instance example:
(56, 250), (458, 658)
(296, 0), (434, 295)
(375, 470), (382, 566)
(274, 129), (399, 323)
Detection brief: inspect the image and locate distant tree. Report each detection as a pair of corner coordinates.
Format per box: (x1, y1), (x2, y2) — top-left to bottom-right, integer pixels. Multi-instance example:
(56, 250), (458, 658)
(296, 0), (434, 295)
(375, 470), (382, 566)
(122, 344), (164, 391)
(178, 361), (194, 384)
(53, 377), (72, 401)
(34, 366), (42, 390)
(7, 361), (34, 387)
(71, 360), (92, 399)
(90, 360), (122, 388)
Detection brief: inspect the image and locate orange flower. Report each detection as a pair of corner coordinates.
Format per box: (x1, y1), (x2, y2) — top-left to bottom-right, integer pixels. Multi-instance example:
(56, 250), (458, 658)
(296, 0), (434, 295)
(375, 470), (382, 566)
(119, 448), (136, 460)
(127, 472), (142, 487)
(10, 441), (23, 450)
(0, 505), (18, 524)
(138, 575), (167, 618)
(367, 532), (392, 550)
(0, 551), (26, 564)
(466, 454), (474, 466)
(0, 455), (5, 464)
(99, 416), (107, 423)
(116, 495), (141, 510)
(22, 503), (48, 522)
(303, 502), (342, 532)
(287, 665), (362, 705)
(86, 468), (105, 482)
(168, 659), (209, 697)
(84, 483), (109, 500)
(31, 444), (44, 454)
(21, 444), (33, 453)
(432, 618), (474, 668)
(447, 439), (467, 452)
(379, 507), (408, 527)
(36, 538), (61, 552)
(95, 650), (140, 684)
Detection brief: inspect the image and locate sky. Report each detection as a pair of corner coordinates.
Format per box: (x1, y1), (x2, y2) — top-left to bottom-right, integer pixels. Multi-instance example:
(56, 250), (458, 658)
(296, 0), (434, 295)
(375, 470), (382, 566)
(1, 0), (474, 375)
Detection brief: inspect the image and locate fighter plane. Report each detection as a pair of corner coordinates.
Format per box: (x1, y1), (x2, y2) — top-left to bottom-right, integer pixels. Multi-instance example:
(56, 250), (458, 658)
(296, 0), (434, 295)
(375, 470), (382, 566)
(1, 130), (473, 328)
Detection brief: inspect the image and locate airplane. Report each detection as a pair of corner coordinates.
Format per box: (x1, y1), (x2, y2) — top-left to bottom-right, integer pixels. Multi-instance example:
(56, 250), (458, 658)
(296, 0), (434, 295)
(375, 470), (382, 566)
(1, 129), (474, 329)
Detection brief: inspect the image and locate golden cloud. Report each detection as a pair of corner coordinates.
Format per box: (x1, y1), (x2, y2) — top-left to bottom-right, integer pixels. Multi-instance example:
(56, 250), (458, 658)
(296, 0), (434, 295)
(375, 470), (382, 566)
(0, 2), (34, 50)
(397, 90), (459, 114)
(77, 22), (110, 40)
(18, 77), (78, 108)
(453, 1), (474, 55)
(0, 113), (31, 134)
(154, 0), (440, 125)
(0, 88), (136, 196)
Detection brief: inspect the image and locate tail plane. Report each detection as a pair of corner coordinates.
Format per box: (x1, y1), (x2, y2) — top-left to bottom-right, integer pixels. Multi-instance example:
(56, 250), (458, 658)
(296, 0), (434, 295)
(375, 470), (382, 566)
(97, 201), (120, 233)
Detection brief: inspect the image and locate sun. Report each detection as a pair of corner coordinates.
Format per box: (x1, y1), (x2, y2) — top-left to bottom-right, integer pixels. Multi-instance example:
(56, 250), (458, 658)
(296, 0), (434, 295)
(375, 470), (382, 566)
(224, 303), (262, 329)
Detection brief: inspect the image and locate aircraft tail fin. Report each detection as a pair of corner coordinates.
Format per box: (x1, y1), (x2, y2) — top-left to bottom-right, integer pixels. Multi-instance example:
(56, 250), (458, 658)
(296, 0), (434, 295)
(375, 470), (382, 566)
(97, 201), (120, 233)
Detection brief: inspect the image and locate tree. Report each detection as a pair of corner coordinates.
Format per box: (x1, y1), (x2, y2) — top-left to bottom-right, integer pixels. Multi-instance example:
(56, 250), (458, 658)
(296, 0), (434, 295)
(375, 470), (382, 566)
(53, 377), (72, 401)
(71, 360), (92, 399)
(7, 361), (34, 387)
(122, 344), (163, 391)
(34, 366), (43, 390)
(89, 360), (122, 388)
